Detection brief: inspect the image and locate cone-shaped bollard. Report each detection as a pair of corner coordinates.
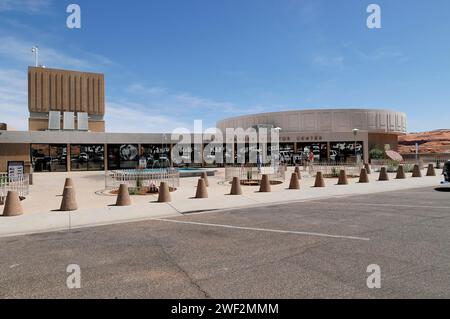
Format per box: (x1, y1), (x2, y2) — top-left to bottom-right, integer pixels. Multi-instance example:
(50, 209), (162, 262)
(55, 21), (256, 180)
(230, 177), (243, 195)
(64, 177), (74, 188)
(314, 172), (326, 187)
(195, 178), (208, 199)
(396, 165), (406, 179)
(289, 173), (300, 190)
(201, 172), (209, 187)
(116, 184), (131, 206)
(364, 163), (372, 174)
(426, 164), (436, 177)
(378, 167), (389, 181)
(61, 178), (74, 195)
(60, 186), (78, 211)
(259, 174), (271, 193)
(359, 168), (369, 183)
(2, 191), (23, 217)
(337, 170), (348, 185)
(157, 182), (171, 203)
(412, 165), (422, 178)
(294, 166), (302, 180)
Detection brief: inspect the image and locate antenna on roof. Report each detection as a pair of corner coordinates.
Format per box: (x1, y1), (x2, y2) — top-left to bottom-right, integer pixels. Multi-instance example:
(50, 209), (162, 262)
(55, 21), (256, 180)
(31, 45), (39, 67)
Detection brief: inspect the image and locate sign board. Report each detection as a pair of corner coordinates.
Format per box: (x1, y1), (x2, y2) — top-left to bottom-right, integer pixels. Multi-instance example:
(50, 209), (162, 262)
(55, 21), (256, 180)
(138, 158), (147, 169)
(7, 161), (24, 180)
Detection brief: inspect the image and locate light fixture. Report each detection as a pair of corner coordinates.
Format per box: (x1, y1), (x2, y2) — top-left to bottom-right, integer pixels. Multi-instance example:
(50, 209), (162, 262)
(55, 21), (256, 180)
(31, 46), (39, 67)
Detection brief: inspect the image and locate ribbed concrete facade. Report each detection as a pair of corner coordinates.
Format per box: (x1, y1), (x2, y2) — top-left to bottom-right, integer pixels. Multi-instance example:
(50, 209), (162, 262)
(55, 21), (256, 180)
(28, 67), (105, 132)
(217, 109), (407, 134)
(28, 67), (105, 115)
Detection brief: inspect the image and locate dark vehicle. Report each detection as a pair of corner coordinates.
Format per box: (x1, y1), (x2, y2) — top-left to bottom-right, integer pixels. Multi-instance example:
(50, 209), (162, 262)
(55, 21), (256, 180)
(444, 161), (450, 182)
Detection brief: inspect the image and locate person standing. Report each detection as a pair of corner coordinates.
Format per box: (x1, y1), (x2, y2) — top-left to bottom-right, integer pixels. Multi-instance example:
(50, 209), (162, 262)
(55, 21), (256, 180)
(256, 151), (262, 173)
(308, 151), (315, 174)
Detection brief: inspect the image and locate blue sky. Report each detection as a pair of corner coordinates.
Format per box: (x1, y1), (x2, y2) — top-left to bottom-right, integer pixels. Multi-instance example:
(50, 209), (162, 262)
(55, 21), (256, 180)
(0, 0), (449, 133)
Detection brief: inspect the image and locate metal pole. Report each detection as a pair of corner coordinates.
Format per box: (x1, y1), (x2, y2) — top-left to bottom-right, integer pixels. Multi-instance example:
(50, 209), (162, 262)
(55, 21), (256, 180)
(31, 46), (39, 67)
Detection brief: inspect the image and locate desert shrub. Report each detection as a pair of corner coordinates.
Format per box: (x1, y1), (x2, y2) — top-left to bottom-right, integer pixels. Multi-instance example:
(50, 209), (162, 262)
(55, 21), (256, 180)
(369, 147), (385, 160)
(331, 167), (340, 177)
(386, 160), (400, 172)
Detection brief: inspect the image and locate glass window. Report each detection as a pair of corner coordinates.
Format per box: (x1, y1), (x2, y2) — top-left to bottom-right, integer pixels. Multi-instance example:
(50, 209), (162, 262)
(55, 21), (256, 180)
(49, 145), (67, 172)
(107, 144), (138, 170)
(70, 145), (105, 171)
(70, 145), (88, 171)
(330, 142), (364, 163)
(141, 144), (171, 168)
(297, 143), (328, 162)
(280, 143), (295, 165)
(31, 144), (67, 172)
(203, 143), (224, 167)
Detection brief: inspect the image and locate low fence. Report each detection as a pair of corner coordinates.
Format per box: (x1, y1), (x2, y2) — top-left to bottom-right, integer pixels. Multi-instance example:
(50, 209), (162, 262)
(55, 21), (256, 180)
(370, 159), (425, 173)
(311, 162), (364, 177)
(105, 169), (180, 193)
(401, 153), (450, 165)
(0, 173), (30, 205)
(224, 164), (286, 182)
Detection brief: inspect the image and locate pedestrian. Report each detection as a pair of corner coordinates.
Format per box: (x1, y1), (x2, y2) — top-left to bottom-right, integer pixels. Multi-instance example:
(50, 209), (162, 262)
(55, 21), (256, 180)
(308, 151), (315, 173)
(256, 151), (262, 173)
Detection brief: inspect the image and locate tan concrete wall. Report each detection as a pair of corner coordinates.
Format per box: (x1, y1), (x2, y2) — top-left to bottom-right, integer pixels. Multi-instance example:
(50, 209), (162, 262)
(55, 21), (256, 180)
(0, 143), (31, 173)
(29, 118), (105, 132)
(368, 133), (399, 151)
(217, 109), (407, 135)
(28, 67), (105, 116)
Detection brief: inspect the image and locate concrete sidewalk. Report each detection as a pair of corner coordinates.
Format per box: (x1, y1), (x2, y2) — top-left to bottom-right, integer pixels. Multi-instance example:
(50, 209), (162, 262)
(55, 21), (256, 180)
(0, 168), (445, 238)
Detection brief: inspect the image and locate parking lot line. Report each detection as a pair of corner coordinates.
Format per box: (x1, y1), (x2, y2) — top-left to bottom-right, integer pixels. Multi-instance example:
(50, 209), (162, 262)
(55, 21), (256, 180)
(155, 218), (371, 241)
(311, 202), (450, 210)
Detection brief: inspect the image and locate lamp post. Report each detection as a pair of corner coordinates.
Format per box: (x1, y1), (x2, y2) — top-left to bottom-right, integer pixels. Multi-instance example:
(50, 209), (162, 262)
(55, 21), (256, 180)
(31, 46), (39, 67)
(273, 127), (282, 166)
(352, 128), (359, 163)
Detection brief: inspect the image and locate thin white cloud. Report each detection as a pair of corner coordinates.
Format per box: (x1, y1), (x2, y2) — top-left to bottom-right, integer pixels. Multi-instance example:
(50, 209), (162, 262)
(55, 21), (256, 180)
(125, 83), (266, 115)
(313, 55), (344, 67)
(0, 36), (112, 70)
(0, 0), (52, 14)
(126, 83), (167, 96)
(106, 102), (191, 133)
(354, 48), (405, 61)
(0, 68), (28, 130)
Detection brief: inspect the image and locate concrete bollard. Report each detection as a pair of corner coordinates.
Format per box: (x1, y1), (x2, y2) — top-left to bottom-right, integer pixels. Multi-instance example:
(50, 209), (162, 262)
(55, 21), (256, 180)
(201, 172), (209, 187)
(61, 178), (74, 195)
(157, 182), (171, 203)
(359, 168), (369, 183)
(60, 186), (78, 211)
(314, 172), (326, 188)
(195, 178), (208, 199)
(289, 173), (300, 190)
(64, 177), (74, 188)
(426, 164), (436, 177)
(378, 167), (389, 181)
(412, 165), (422, 178)
(116, 184), (131, 206)
(2, 191), (24, 217)
(364, 163), (371, 174)
(259, 174), (271, 193)
(294, 166), (302, 180)
(337, 170), (348, 185)
(396, 165), (406, 179)
(230, 177), (243, 195)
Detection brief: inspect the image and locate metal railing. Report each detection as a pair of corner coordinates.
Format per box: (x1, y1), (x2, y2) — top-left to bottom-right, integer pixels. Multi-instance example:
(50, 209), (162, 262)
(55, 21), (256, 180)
(310, 162), (364, 177)
(105, 168), (180, 192)
(0, 173), (30, 205)
(224, 164), (286, 182)
(401, 153), (450, 165)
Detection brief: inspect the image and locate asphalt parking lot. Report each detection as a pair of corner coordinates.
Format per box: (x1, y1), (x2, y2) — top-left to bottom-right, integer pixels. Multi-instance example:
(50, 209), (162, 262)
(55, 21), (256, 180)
(0, 187), (449, 299)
